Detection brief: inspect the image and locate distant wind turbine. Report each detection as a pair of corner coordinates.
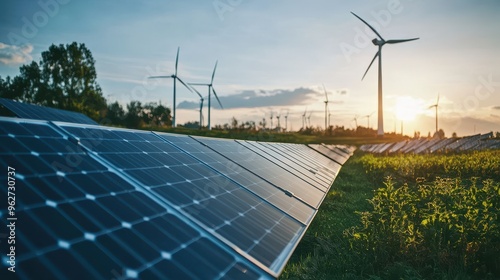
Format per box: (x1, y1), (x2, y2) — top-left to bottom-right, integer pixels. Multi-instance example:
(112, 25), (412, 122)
(351, 12), (419, 136)
(269, 110), (274, 130)
(323, 84), (329, 131)
(353, 115), (358, 129)
(189, 86), (205, 129)
(284, 109), (289, 131)
(276, 110), (281, 130)
(364, 112), (374, 129)
(189, 61), (223, 130)
(149, 47), (195, 128)
(428, 93), (440, 134)
(302, 108), (307, 130)
(307, 111), (312, 127)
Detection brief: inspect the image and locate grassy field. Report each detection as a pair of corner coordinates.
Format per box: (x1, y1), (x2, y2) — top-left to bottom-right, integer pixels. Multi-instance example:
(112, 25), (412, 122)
(281, 151), (500, 280)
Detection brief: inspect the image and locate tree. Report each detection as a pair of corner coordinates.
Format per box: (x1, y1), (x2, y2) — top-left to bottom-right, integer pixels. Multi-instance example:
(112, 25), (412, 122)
(105, 101), (125, 126)
(125, 101), (143, 128)
(0, 42), (106, 121)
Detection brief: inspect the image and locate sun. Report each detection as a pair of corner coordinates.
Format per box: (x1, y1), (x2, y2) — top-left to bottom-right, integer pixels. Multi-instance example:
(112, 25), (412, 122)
(395, 96), (421, 121)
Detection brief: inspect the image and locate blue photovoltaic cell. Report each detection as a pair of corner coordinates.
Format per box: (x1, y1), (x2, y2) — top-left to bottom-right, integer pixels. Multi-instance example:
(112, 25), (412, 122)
(0, 115), (352, 279)
(192, 136), (327, 209)
(267, 143), (341, 178)
(308, 144), (350, 165)
(58, 123), (305, 275)
(0, 98), (98, 125)
(0, 118), (264, 279)
(237, 141), (332, 191)
(155, 132), (315, 225)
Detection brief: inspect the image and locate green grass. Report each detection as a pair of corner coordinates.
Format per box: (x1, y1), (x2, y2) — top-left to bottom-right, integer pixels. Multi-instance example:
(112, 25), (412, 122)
(280, 156), (375, 279)
(280, 151), (500, 280)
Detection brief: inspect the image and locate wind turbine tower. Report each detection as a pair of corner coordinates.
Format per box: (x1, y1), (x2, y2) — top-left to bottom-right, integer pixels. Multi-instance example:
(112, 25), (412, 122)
(189, 61), (223, 130)
(351, 12), (419, 136)
(149, 47), (196, 128)
(429, 93), (440, 134)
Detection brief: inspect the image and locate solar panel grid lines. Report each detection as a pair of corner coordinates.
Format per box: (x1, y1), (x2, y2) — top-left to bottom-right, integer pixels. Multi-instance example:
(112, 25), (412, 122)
(458, 132), (493, 151)
(274, 144), (340, 179)
(56, 124), (307, 276)
(239, 141), (332, 191)
(0, 98), (98, 125)
(404, 139), (431, 154)
(307, 144), (347, 165)
(413, 138), (442, 154)
(387, 140), (409, 153)
(0, 118), (269, 280)
(0, 115), (354, 279)
(153, 132), (315, 225)
(191, 136), (327, 210)
(283, 145), (340, 179)
(320, 144), (351, 158)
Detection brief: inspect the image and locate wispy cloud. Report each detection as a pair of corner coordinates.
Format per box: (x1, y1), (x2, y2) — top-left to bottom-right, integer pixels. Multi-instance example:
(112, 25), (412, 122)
(492, 106), (500, 110)
(0, 43), (33, 65)
(177, 87), (324, 109)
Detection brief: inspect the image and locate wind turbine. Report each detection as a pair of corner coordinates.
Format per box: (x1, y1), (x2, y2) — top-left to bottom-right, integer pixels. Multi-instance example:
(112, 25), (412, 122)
(284, 110), (289, 131)
(269, 111), (274, 130)
(189, 86), (205, 129)
(353, 115), (359, 129)
(351, 12), (419, 136)
(276, 110), (281, 131)
(364, 112), (374, 128)
(428, 93), (440, 134)
(323, 84), (329, 131)
(189, 61), (223, 130)
(307, 112), (312, 127)
(149, 47), (196, 128)
(302, 108), (307, 130)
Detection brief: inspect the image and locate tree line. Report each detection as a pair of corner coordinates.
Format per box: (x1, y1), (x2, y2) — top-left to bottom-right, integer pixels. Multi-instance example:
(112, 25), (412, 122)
(0, 42), (171, 129)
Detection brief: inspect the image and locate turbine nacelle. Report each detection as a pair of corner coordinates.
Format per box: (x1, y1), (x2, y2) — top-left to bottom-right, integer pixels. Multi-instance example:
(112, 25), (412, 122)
(372, 38), (385, 46)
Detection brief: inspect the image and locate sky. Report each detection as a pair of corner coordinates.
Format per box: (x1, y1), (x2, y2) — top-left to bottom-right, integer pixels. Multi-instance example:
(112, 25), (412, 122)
(1, 0), (500, 136)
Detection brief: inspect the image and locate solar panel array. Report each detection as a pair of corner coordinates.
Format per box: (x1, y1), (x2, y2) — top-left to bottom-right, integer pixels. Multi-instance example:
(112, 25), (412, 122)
(0, 98), (98, 125)
(360, 132), (500, 154)
(0, 116), (353, 279)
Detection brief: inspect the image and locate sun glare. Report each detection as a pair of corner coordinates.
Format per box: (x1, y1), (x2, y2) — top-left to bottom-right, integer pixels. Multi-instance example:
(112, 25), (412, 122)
(395, 96), (421, 121)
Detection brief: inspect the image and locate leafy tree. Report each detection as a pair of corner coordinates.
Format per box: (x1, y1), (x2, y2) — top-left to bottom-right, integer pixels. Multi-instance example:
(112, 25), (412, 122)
(125, 101), (143, 128)
(0, 42), (106, 121)
(105, 101), (125, 126)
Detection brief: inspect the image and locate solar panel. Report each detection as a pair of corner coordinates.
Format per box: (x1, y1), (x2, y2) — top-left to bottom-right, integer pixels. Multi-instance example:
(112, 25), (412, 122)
(387, 140), (409, 153)
(191, 136), (327, 209)
(308, 144), (349, 164)
(266, 143), (341, 177)
(0, 98), (98, 125)
(238, 141), (332, 191)
(155, 132), (315, 225)
(0, 118), (263, 279)
(0, 114), (353, 278)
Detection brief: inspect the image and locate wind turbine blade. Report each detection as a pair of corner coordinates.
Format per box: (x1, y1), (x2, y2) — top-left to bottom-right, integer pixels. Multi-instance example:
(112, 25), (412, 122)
(190, 85), (203, 99)
(362, 51), (379, 80)
(437, 93), (440, 106)
(188, 83), (210, 86)
(175, 47), (180, 76)
(386, 38), (419, 44)
(351, 12), (385, 41)
(148, 76), (174, 79)
(176, 77), (193, 93)
(212, 87), (223, 109)
(211, 61), (218, 84)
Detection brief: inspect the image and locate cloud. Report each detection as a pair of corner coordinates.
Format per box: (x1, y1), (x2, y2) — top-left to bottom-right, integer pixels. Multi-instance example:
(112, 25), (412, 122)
(178, 87), (323, 109)
(492, 106), (500, 110)
(0, 43), (33, 65)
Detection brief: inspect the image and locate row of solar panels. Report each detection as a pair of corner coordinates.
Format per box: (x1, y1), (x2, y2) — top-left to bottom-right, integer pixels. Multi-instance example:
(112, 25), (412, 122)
(0, 114), (354, 279)
(360, 132), (500, 154)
